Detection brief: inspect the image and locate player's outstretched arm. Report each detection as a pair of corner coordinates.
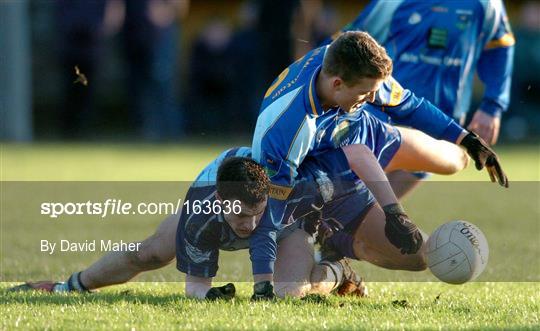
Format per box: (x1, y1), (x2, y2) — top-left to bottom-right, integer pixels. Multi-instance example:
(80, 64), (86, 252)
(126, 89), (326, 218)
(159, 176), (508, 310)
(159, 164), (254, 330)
(372, 77), (508, 187)
(342, 144), (422, 255)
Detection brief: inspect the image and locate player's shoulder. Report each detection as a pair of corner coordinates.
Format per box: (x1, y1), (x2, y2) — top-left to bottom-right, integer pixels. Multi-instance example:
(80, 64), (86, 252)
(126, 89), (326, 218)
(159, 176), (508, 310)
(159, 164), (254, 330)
(262, 46), (327, 106)
(193, 147), (252, 185)
(180, 188), (221, 241)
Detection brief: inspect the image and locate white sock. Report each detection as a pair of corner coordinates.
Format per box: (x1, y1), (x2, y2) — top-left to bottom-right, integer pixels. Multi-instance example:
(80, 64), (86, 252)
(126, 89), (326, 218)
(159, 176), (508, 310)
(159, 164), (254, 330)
(319, 260), (344, 291)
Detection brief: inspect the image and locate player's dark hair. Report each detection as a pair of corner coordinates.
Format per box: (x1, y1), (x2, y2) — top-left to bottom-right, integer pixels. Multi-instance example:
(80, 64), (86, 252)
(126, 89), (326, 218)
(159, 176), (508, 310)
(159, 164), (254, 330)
(217, 157), (270, 205)
(323, 31), (393, 85)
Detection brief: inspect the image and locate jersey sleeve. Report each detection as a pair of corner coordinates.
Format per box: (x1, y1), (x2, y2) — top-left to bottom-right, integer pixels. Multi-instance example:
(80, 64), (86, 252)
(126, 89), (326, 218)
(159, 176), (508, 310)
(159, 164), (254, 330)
(176, 214), (220, 278)
(370, 76), (464, 142)
(252, 86), (316, 207)
(477, 1), (515, 117)
(248, 210), (278, 275)
(251, 87), (317, 274)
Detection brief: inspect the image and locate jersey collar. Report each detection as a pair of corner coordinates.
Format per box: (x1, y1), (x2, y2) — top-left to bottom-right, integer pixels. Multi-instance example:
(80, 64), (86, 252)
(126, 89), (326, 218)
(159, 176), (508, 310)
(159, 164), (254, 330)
(304, 66), (324, 117)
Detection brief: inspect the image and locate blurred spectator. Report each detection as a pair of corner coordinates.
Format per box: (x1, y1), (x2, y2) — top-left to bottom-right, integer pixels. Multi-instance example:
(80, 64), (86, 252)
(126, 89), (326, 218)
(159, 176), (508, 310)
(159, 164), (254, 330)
(506, 1), (540, 140)
(122, 0), (187, 141)
(56, 0), (107, 138)
(256, 0), (300, 87)
(310, 4), (339, 47)
(227, 1), (263, 132)
(291, 0), (323, 59)
(185, 19), (234, 134)
(56, 0), (188, 140)
(256, 0), (323, 87)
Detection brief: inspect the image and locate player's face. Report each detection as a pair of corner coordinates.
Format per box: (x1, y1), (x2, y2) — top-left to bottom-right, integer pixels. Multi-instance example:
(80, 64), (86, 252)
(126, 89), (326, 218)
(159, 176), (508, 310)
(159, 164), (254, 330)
(334, 77), (383, 112)
(222, 198), (268, 238)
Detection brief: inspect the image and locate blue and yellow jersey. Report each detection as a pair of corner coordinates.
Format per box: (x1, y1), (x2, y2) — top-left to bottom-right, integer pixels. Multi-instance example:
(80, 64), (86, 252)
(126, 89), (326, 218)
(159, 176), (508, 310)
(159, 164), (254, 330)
(333, 0), (515, 119)
(251, 45), (464, 273)
(253, 46), (462, 191)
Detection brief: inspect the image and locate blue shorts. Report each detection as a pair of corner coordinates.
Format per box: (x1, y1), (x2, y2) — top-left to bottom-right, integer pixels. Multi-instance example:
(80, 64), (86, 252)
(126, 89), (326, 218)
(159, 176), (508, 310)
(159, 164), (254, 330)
(292, 148), (376, 231)
(320, 109), (402, 169)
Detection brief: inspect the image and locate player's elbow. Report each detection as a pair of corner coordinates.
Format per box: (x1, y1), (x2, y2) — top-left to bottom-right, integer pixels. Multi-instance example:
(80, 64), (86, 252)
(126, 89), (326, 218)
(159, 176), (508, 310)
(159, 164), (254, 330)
(441, 149), (469, 175)
(456, 150), (470, 172)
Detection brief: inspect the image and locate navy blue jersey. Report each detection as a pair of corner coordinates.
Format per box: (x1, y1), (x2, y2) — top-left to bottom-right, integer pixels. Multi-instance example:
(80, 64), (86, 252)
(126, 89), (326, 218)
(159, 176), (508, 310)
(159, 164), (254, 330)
(331, 0), (514, 120)
(176, 144), (387, 278)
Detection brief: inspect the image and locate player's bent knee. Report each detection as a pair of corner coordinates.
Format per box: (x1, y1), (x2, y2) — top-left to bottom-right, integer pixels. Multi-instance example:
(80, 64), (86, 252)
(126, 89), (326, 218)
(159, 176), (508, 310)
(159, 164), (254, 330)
(395, 247), (428, 271)
(403, 253), (427, 271)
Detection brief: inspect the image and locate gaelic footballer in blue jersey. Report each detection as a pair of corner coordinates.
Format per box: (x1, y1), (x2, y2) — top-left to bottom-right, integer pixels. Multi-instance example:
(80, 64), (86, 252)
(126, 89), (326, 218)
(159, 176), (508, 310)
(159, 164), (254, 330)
(325, 0), (514, 197)
(9, 113), (467, 298)
(251, 30), (508, 289)
(336, 0), (514, 145)
(9, 121), (470, 299)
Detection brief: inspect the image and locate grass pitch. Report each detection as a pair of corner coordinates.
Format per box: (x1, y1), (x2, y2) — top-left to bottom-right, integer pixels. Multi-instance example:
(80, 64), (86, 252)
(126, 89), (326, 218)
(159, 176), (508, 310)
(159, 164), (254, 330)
(1, 142), (539, 330)
(1, 282), (538, 330)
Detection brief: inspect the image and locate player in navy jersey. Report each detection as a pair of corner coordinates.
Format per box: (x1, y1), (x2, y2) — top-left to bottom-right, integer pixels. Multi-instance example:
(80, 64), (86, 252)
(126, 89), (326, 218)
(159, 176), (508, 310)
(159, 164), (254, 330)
(10, 115), (470, 299)
(251, 31), (508, 291)
(9, 146), (381, 298)
(326, 0), (514, 197)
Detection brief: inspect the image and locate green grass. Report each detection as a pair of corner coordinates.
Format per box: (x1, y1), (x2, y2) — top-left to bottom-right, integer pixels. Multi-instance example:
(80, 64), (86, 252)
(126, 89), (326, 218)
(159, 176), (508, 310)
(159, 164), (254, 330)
(1, 142), (539, 330)
(1, 282), (538, 330)
(2, 142), (538, 181)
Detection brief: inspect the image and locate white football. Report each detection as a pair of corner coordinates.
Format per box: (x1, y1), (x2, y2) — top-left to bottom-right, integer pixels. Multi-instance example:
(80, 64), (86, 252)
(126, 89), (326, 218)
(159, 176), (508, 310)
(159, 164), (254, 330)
(426, 221), (489, 284)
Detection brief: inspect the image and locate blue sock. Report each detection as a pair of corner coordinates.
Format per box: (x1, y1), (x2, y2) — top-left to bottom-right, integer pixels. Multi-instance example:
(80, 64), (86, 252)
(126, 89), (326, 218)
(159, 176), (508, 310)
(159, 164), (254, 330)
(326, 232), (357, 259)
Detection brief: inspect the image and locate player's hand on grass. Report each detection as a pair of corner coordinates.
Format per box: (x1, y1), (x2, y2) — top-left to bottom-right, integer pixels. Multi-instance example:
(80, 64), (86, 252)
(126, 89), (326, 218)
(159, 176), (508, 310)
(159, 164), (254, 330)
(383, 203), (423, 255)
(205, 283), (236, 300)
(251, 281), (275, 301)
(459, 131), (509, 188)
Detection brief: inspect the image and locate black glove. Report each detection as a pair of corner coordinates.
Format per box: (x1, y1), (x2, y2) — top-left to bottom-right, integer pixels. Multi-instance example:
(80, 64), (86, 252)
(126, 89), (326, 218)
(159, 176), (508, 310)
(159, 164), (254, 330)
(205, 283), (236, 301)
(383, 204), (423, 255)
(460, 131), (509, 187)
(251, 281), (275, 301)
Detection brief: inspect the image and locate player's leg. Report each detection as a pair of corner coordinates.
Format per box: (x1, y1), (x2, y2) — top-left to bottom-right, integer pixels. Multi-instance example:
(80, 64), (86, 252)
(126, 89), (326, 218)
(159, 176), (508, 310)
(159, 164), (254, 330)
(385, 127), (469, 175)
(274, 227), (318, 298)
(274, 227), (362, 298)
(77, 213), (179, 290)
(383, 127), (468, 200)
(11, 214), (179, 292)
(386, 170), (423, 200)
(352, 204), (428, 271)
